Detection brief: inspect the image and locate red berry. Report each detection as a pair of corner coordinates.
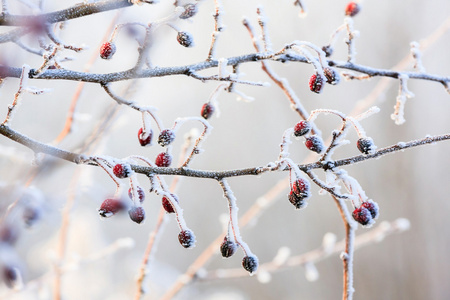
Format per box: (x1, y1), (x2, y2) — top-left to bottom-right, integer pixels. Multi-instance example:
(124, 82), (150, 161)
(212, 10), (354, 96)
(113, 163), (131, 179)
(98, 199), (124, 218)
(292, 179), (310, 197)
(352, 206), (373, 226)
(288, 191), (308, 209)
(201, 103), (214, 119)
(357, 137), (376, 155)
(155, 152), (172, 167)
(138, 127), (153, 147)
(158, 129), (175, 147)
(309, 74), (324, 94)
(220, 236), (237, 258)
(345, 2), (360, 17)
(242, 255), (259, 274)
(128, 186), (145, 203)
(128, 206), (145, 224)
(324, 67), (340, 85)
(178, 229), (196, 248)
(305, 135), (325, 154)
(100, 42), (116, 59)
(177, 31), (194, 47)
(162, 194), (179, 213)
(180, 3), (198, 19)
(361, 200), (379, 219)
(294, 120), (311, 137)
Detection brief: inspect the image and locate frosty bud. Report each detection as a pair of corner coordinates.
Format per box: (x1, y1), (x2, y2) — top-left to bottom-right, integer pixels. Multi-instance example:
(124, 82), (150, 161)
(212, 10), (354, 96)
(305, 135), (325, 154)
(128, 206), (145, 224)
(179, 3), (198, 19)
(352, 207), (374, 226)
(345, 2), (361, 17)
(361, 200), (379, 219)
(294, 120), (311, 137)
(128, 186), (145, 203)
(309, 74), (324, 94)
(242, 255), (259, 274)
(155, 152), (172, 167)
(138, 127), (153, 147)
(177, 31), (194, 47)
(324, 67), (340, 85)
(158, 129), (176, 147)
(357, 137), (376, 155)
(113, 163), (131, 179)
(220, 236), (237, 258)
(162, 193), (179, 213)
(99, 42), (116, 59)
(322, 45), (333, 57)
(201, 103), (214, 119)
(98, 199), (124, 218)
(178, 229), (196, 248)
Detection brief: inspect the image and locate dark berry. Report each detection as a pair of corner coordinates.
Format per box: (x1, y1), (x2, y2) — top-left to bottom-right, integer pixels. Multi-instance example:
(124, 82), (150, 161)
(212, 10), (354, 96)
(100, 42), (116, 59)
(128, 186), (145, 203)
(177, 31), (194, 47)
(180, 3), (198, 19)
(162, 194), (179, 213)
(294, 120), (311, 137)
(155, 152), (172, 167)
(138, 127), (153, 147)
(357, 137), (376, 155)
(288, 190), (307, 209)
(322, 45), (333, 57)
(128, 206), (145, 224)
(361, 200), (379, 219)
(98, 199), (124, 218)
(220, 236), (237, 258)
(352, 207), (373, 226)
(242, 255), (259, 274)
(324, 67), (340, 85)
(345, 2), (360, 17)
(178, 229), (196, 248)
(309, 74), (324, 94)
(292, 179), (310, 197)
(113, 163), (131, 179)
(158, 129), (175, 147)
(201, 103), (214, 119)
(305, 135), (325, 154)
(22, 206), (41, 227)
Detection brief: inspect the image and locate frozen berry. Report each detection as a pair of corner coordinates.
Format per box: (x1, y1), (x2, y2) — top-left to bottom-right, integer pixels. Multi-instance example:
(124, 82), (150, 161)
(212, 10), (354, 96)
(324, 67), (340, 85)
(177, 31), (194, 47)
(361, 200), (379, 219)
(357, 137), (376, 155)
(242, 255), (259, 274)
(22, 206), (41, 227)
(220, 236), (237, 258)
(128, 206), (145, 224)
(294, 120), (311, 137)
(138, 127), (153, 147)
(162, 194), (179, 213)
(178, 229), (196, 248)
(158, 129), (175, 147)
(352, 206), (373, 226)
(345, 2), (360, 17)
(288, 190), (307, 209)
(2, 265), (20, 289)
(155, 152), (172, 167)
(322, 45), (333, 57)
(100, 42), (116, 59)
(309, 74), (324, 94)
(128, 186), (145, 203)
(113, 163), (131, 179)
(98, 199), (124, 218)
(201, 103), (214, 119)
(305, 135), (325, 154)
(292, 179), (310, 197)
(180, 3), (198, 19)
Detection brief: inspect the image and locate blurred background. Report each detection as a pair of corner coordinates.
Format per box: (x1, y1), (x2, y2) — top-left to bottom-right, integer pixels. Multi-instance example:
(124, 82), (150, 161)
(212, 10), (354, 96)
(0, 0), (449, 299)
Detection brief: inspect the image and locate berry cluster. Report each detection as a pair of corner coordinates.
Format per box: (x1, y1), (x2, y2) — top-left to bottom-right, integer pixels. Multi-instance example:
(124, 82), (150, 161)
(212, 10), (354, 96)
(352, 200), (379, 226)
